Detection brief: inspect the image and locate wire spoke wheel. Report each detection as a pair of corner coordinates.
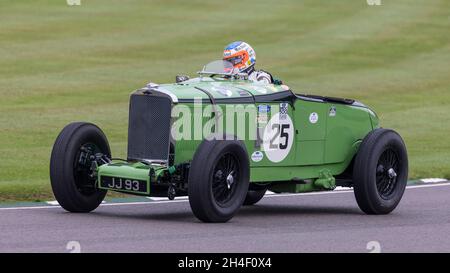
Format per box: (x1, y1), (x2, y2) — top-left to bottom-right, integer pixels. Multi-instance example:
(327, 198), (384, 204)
(50, 122), (110, 213)
(212, 153), (240, 206)
(353, 128), (408, 215)
(188, 137), (250, 222)
(376, 148), (399, 199)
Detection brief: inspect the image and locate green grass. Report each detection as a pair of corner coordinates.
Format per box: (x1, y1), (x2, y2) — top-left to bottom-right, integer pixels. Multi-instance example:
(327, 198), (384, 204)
(1, 0), (449, 202)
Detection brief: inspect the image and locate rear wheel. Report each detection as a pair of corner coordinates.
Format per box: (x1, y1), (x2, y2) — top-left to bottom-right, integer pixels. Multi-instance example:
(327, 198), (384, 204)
(243, 184), (268, 206)
(188, 137), (250, 223)
(50, 122), (110, 213)
(353, 129), (408, 214)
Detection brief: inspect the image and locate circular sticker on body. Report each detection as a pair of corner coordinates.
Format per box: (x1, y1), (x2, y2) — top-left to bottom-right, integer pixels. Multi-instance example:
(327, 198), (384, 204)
(262, 113), (294, 163)
(309, 112), (318, 124)
(251, 151), (264, 162)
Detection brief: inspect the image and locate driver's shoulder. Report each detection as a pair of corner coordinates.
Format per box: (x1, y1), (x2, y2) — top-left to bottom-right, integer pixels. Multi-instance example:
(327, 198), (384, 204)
(249, 69), (273, 83)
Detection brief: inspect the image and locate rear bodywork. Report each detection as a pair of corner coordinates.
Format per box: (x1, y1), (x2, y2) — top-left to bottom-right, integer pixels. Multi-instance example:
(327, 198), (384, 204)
(97, 77), (378, 197)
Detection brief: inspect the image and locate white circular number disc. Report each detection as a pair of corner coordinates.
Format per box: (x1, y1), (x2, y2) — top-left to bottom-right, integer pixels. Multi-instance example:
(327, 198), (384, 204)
(262, 113), (294, 163)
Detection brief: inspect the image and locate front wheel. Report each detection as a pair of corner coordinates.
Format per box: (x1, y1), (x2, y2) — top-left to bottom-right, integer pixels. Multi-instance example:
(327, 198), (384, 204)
(50, 122), (110, 213)
(188, 137), (250, 223)
(353, 128), (408, 214)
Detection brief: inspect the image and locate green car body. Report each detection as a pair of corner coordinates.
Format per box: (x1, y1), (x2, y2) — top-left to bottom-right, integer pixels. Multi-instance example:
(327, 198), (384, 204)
(97, 76), (379, 195)
(50, 60), (407, 222)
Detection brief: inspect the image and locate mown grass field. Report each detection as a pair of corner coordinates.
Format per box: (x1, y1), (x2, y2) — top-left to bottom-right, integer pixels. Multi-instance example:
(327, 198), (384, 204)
(0, 0), (449, 202)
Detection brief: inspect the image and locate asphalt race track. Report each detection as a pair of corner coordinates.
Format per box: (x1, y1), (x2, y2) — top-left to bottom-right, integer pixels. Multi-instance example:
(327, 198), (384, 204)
(1, 183), (449, 253)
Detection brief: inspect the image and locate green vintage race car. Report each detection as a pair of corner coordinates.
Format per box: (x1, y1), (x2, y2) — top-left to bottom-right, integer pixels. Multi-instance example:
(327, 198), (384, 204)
(50, 60), (408, 222)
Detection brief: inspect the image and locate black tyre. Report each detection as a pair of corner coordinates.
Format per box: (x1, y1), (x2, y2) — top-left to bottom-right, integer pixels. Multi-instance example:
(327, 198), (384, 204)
(188, 137), (250, 223)
(353, 128), (408, 214)
(50, 122), (110, 213)
(243, 184), (268, 206)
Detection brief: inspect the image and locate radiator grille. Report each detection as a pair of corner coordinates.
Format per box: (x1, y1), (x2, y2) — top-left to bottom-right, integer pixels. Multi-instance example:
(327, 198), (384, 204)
(127, 94), (172, 162)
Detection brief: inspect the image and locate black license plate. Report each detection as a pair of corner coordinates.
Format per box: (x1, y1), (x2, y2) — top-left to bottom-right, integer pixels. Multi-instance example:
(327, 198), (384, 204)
(100, 176), (148, 194)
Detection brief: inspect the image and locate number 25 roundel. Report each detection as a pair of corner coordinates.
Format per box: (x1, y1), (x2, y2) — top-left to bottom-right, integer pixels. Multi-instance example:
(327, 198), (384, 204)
(262, 112), (294, 163)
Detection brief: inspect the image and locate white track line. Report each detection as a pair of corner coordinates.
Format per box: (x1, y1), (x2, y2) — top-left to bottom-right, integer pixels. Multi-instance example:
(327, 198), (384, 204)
(420, 178), (448, 183)
(0, 182), (449, 211)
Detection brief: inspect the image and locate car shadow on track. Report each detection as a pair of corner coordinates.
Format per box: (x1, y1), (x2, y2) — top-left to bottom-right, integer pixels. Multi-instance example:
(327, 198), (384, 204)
(239, 204), (361, 217)
(58, 203), (362, 224)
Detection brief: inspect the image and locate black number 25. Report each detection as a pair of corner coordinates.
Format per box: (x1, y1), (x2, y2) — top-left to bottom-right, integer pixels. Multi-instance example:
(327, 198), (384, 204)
(270, 124), (290, 150)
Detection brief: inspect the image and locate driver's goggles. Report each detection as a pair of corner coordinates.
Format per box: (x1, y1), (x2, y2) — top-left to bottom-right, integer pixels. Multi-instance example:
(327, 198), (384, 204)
(225, 56), (243, 65)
